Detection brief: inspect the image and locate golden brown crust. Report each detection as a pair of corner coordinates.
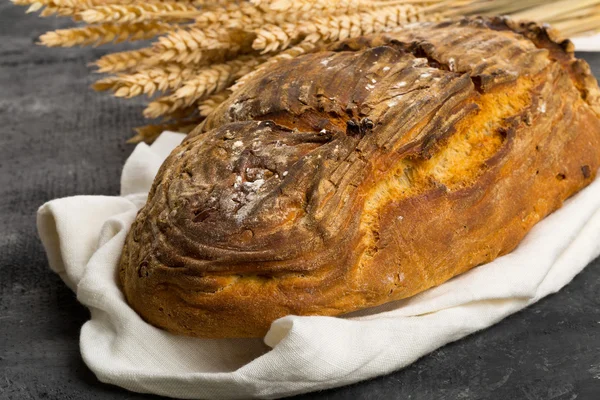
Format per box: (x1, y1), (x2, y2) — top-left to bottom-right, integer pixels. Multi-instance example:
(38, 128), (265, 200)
(119, 17), (600, 338)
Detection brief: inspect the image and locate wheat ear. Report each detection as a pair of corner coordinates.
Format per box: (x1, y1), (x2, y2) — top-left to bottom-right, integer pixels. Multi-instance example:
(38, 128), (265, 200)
(154, 26), (254, 64)
(79, 3), (201, 24)
(255, 0), (360, 13)
(14, 0), (130, 10)
(92, 48), (158, 73)
(554, 12), (600, 36)
(39, 22), (174, 47)
(131, 119), (202, 143)
(194, 3), (264, 27)
(38, 5), (80, 17)
(174, 55), (265, 103)
(231, 40), (317, 91)
(193, 3), (323, 30)
(252, 4), (424, 53)
(144, 56), (264, 118)
(15, 0), (208, 6)
(198, 90), (231, 116)
(93, 64), (203, 98)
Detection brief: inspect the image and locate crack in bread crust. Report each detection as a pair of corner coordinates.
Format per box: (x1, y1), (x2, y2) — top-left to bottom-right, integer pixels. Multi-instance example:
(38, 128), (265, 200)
(358, 77), (535, 279)
(119, 17), (600, 338)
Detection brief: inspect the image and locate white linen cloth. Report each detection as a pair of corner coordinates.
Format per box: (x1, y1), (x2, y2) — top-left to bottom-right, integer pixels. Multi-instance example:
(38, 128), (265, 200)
(572, 34), (600, 52)
(37, 131), (600, 400)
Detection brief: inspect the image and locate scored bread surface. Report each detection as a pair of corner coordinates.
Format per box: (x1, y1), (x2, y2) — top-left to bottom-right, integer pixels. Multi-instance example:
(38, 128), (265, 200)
(119, 17), (600, 338)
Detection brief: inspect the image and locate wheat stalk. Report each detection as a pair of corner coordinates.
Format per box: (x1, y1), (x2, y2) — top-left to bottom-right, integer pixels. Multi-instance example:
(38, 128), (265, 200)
(550, 5), (599, 21)
(445, 0), (552, 18)
(553, 12), (600, 35)
(512, 0), (600, 21)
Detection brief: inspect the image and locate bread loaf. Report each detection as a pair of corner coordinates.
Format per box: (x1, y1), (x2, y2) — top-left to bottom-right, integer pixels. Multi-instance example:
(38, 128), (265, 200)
(119, 17), (600, 338)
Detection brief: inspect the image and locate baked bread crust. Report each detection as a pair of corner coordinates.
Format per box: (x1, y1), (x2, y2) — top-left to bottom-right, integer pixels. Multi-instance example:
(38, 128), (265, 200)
(119, 17), (600, 338)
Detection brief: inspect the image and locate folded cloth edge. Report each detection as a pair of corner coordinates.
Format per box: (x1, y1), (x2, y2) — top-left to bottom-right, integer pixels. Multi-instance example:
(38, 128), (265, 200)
(35, 131), (600, 400)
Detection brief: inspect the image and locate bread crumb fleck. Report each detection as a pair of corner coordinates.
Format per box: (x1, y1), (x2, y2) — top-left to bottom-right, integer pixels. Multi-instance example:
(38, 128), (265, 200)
(234, 175), (242, 188)
(448, 57), (456, 72)
(538, 101), (546, 113)
(413, 58), (427, 67)
(243, 179), (264, 191)
(229, 101), (244, 116)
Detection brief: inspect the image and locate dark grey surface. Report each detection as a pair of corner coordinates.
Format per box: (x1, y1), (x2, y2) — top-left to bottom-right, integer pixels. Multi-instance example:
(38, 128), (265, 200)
(0, 4), (599, 400)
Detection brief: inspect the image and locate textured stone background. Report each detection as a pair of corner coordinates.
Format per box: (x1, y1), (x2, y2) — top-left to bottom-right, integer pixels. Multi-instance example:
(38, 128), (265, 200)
(1, 4), (599, 399)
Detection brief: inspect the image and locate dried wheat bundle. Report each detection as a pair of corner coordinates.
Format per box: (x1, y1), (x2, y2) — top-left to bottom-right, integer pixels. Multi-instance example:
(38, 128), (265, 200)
(13, 0), (600, 142)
